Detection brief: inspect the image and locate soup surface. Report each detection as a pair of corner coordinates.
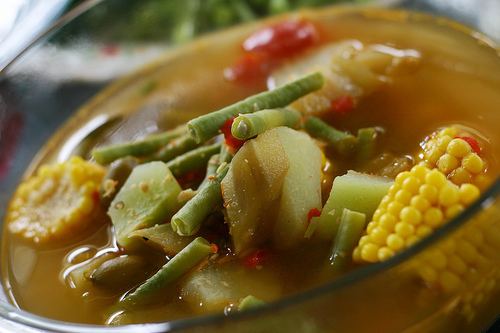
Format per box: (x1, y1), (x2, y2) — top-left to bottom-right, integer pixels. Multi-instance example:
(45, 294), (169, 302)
(2, 7), (500, 327)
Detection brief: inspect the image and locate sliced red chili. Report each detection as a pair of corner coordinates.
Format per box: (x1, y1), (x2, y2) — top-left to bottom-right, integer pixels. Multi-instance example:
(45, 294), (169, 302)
(220, 118), (246, 152)
(223, 52), (273, 84)
(307, 208), (321, 224)
(242, 20), (318, 58)
(243, 249), (269, 269)
(455, 136), (481, 154)
(330, 95), (354, 115)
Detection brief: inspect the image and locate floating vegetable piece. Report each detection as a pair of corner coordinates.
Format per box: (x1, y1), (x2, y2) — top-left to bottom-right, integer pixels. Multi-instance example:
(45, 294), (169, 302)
(353, 165), (481, 263)
(92, 125), (186, 164)
(7, 156), (105, 245)
(238, 295), (266, 311)
(90, 255), (148, 291)
(171, 163), (229, 236)
(304, 116), (357, 154)
(100, 157), (139, 208)
(108, 161), (182, 249)
(314, 171), (393, 240)
(231, 108), (301, 140)
(66, 252), (117, 296)
(123, 237), (212, 305)
(329, 209), (366, 271)
(356, 127), (379, 162)
(420, 126), (489, 188)
(180, 262), (280, 313)
(222, 128), (289, 253)
(149, 134), (200, 162)
(129, 224), (195, 256)
(187, 72), (324, 143)
(165, 143), (221, 177)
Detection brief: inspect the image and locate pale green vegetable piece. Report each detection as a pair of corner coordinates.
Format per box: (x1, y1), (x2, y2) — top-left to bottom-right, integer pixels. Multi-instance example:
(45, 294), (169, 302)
(108, 162), (182, 249)
(128, 224), (194, 256)
(273, 127), (322, 249)
(314, 171), (392, 240)
(238, 295), (266, 311)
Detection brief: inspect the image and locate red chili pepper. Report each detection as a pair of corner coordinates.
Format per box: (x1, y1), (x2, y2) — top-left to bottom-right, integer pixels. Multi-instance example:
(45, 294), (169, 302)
(330, 95), (354, 115)
(307, 208), (321, 224)
(455, 136), (481, 154)
(243, 249), (269, 269)
(220, 118), (246, 152)
(224, 52), (274, 83)
(242, 20), (318, 58)
(210, 243), (219, 254)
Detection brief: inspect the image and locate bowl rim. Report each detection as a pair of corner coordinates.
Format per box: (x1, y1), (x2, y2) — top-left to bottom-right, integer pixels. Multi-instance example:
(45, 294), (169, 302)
(0, 1), (499, 331)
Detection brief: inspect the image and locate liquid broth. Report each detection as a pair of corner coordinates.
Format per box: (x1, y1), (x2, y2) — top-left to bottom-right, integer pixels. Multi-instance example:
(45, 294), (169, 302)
(2, 8), (500, 326)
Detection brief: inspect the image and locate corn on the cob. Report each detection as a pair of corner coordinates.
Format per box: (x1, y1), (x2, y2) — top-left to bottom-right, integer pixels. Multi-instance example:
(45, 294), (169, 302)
(7, 156), (105, 244)
(353, 164), (480, 264)
(420, 126), (490, 189)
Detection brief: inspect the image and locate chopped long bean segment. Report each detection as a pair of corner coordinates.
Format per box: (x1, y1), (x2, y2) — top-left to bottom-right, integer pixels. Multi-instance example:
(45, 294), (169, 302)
(149, 134), (199, 162)
(123, 237), (212, 305)
(165, 143), (221, 177)
(197, 154), (220, 190)
(329, 208), (366, 271)
(356, 127), (378, 162)
(92, 126), (186, 164)
(231, 108), (302, 140)
(171, 163), (229, 236)
(304, 116), (357, 154)
(188, 72), (324, 143)
(238, 295), (266, 311)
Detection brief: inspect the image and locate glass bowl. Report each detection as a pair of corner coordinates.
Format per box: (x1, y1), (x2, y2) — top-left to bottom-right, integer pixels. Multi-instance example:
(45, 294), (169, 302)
(0, 1), (499, 332)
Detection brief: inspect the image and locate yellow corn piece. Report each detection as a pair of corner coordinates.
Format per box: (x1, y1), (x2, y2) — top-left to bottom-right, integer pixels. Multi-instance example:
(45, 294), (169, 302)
(353, 165), (480, 264)
(7, 156), (105, 244)
(420, 126), (490, 189)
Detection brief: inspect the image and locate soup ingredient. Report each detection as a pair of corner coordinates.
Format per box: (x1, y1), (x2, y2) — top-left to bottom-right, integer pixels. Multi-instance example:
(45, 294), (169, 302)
(269, 41), (420, 114)
(108, 161), (182, 249)
(165, 142), (221, 177)
(90, 255), (149, 291)
(66, 252), (117, 295)
(187, 72), (324, 143)
(149, 134), (199, 162)
(171, 163), (230, 236)
(6, 156), (105, 245)
(231, 108), (301, 140)
(356, 127), (379, 162)
(314, 171), (393, 240)
(100, 157), (139, 208)
(92, 125), (186, 165)
(129, 224), (195, 256)
(304, 116), (357, 154)
(353, 165), (481, 263)
(329, 208), (367, 271)
(242, 20), (318, 59)
(181, 262), (279, 313)
(421, 126), (487, 188)
(123, 237), (212, 305)
(238, 295), (266, 311)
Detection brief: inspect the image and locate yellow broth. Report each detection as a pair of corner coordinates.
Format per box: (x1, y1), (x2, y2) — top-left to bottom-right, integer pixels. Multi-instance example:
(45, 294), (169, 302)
(2, 7), (500, 326)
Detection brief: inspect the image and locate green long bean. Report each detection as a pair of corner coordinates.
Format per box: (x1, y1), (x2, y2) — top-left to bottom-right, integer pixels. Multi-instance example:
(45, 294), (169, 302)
(92, 125), (186, 164)
(123, 237), (211, 305)
(149, 134), (199, 162)
(231, 108), (301, 140)
(188, 72), (324, 143)
(304, 117), (357, 154)
(165, 142), (221, 177)
(171, 163), (229, 236)
(329, 208), (366, 272)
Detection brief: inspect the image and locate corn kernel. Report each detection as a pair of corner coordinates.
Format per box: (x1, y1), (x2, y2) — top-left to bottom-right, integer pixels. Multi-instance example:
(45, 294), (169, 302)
(419, 266), (438, 283)
(448, 255), (467, 275)
(445, 204), (464, 219)
(410, 195), (430, 211)
(400, 206), (422, 225)
(439, 127), (458, 137)
(439, 271), (462, 293)
(366, 221), (377, 234)
(456, 241), (479, 264)
(395, 222), (415, 238)
(424, 147), (443, 165)
(447, 138), (471, 158)
(361, 244), (380, 263)
(378, 247), (395, 261)
(352, 247), (361, 262)
(462, 153), (484, 174)
(387, 234), (405, 251)
(428, 250), (447, 270)
(437, 154), (460, 174)
(459, 183), (480, 205)
(387, 201), (404, 216)
(370, 227), (389, 245)
(449, 167), (472, 185)
(426, 169), (447, 188)
(395, 190), (412, 205)
(436, 135), (453, 151)
(406, 235), (420, 246)
(416, 225), (433, 237)
(439, 184), (459, 207)
(372, 208), (383, 221)
(395, 171), (411, 184)
(419, 184), (439, 204)
(359, 235), (370, 246)
(402, 176), (421, 193)
(379, 213), (397, 230)
(423, 208), (444, 228)
(410, 164), (429, 180)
